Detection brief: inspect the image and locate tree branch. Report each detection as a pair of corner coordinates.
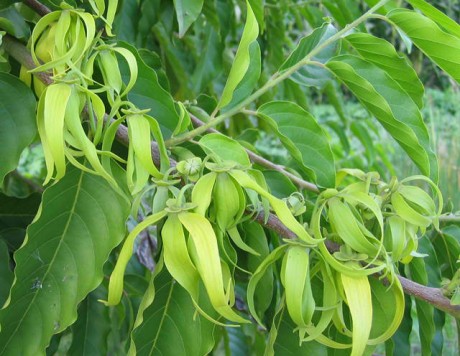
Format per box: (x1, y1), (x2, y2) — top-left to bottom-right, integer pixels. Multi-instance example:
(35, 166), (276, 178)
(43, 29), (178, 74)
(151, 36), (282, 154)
(23, 0), (51, 17)
(3, 27), (459, 320)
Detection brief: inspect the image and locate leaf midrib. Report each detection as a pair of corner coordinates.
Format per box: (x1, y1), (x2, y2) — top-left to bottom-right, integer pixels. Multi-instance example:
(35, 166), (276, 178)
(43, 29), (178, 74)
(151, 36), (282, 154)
(0, 170), (84, 354)
(150, 280), (175, 356)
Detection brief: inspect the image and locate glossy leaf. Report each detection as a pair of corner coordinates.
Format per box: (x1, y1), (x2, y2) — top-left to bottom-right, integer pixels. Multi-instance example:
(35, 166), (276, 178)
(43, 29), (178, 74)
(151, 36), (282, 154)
(199, 133), (250, 167)
(280, 23), (337, 88)
(346, 33), (424, 108)
(326, 55), (438, 181)
(131, 269), (216, 356)
(173, 0), (204, 37)
(406, 0), (460, 37)
(263, 170), (297, 198)
(119, 41), (180, 138)
(0, 73), (36, 185)
(258, 101), (335, 188)
(217, 0), (259, 109)
(388, 9), (460, 83)
(0, 166), (130, 354)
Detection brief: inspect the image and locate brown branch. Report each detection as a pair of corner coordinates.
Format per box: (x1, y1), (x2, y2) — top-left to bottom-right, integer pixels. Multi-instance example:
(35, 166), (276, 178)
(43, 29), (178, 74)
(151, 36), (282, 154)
(23, 0), (51, 16)
(4, 28), (459, 320)
(399, 276), (460, 319)
(189, 114), (320, 193)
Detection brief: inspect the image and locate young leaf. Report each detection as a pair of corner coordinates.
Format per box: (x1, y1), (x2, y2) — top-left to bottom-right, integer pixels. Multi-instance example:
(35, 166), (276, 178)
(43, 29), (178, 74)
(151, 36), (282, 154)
(346, 33), (424, 108)
(173, 0), (204, 37)
(0, 166), (130, 354)
(326, 55), (438, 181)
(217, 0), (259, 109)
(257, 101), (336, 188)
(0, 73), (36, 185)
(279, 23), (337, 88)
(388, 9), (460, 83)
(221, 41), (261, 112)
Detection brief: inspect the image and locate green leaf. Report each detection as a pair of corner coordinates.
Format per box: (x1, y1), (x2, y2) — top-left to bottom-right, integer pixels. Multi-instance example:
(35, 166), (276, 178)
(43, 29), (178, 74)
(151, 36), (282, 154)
(131, 269), (217, 356)
(418, 238), (445, 354)
(0, 166), (130, 354)
(326, 55), (438, 181)
(406, 0), (460, 37)
(258, 101), (336, 188)
(0, 6), (30, 39)
(118, 42), (180, 139)
(432, 226), (460, 280)
(217, 0), (259, 109)
(221, 41), (261, 112)
(273, 308), (327, 355)
(346, 33), (424, 108)
(173, 0), (204, 37)
(0, 193), (41, 232)
(263, 170), (297, 199)
(199, 133), (250, 167)
(0, 73), (37, 185)
(191, 27), (223, 95)
(0, 240), (13, 307)
(68, 286), (111, 356)
(0, 1), (15, 11)
(248, 0), (264, 32)
(388, 9), (460, 83)
(390, 294), (413, 356)
(280, 23), (337, 88)
(409, 257), (435, 356)
(0, 193), (41, 252)
(242, 221), (273, 318)
(350, 121), (376, 165)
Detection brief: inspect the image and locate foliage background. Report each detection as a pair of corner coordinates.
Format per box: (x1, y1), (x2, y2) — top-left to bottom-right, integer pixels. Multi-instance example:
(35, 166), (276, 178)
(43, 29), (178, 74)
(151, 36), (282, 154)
(1, 0), (460, 355)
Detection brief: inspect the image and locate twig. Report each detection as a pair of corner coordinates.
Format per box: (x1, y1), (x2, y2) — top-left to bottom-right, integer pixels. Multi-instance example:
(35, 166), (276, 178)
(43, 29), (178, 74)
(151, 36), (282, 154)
(2, 35), (53, 86)
(23, 0), (51, 16)
(189, 114), (320, 193)
(440, 214), (460, 223)
(399, 276), (460, 319)
(4, 23), (459, 320)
